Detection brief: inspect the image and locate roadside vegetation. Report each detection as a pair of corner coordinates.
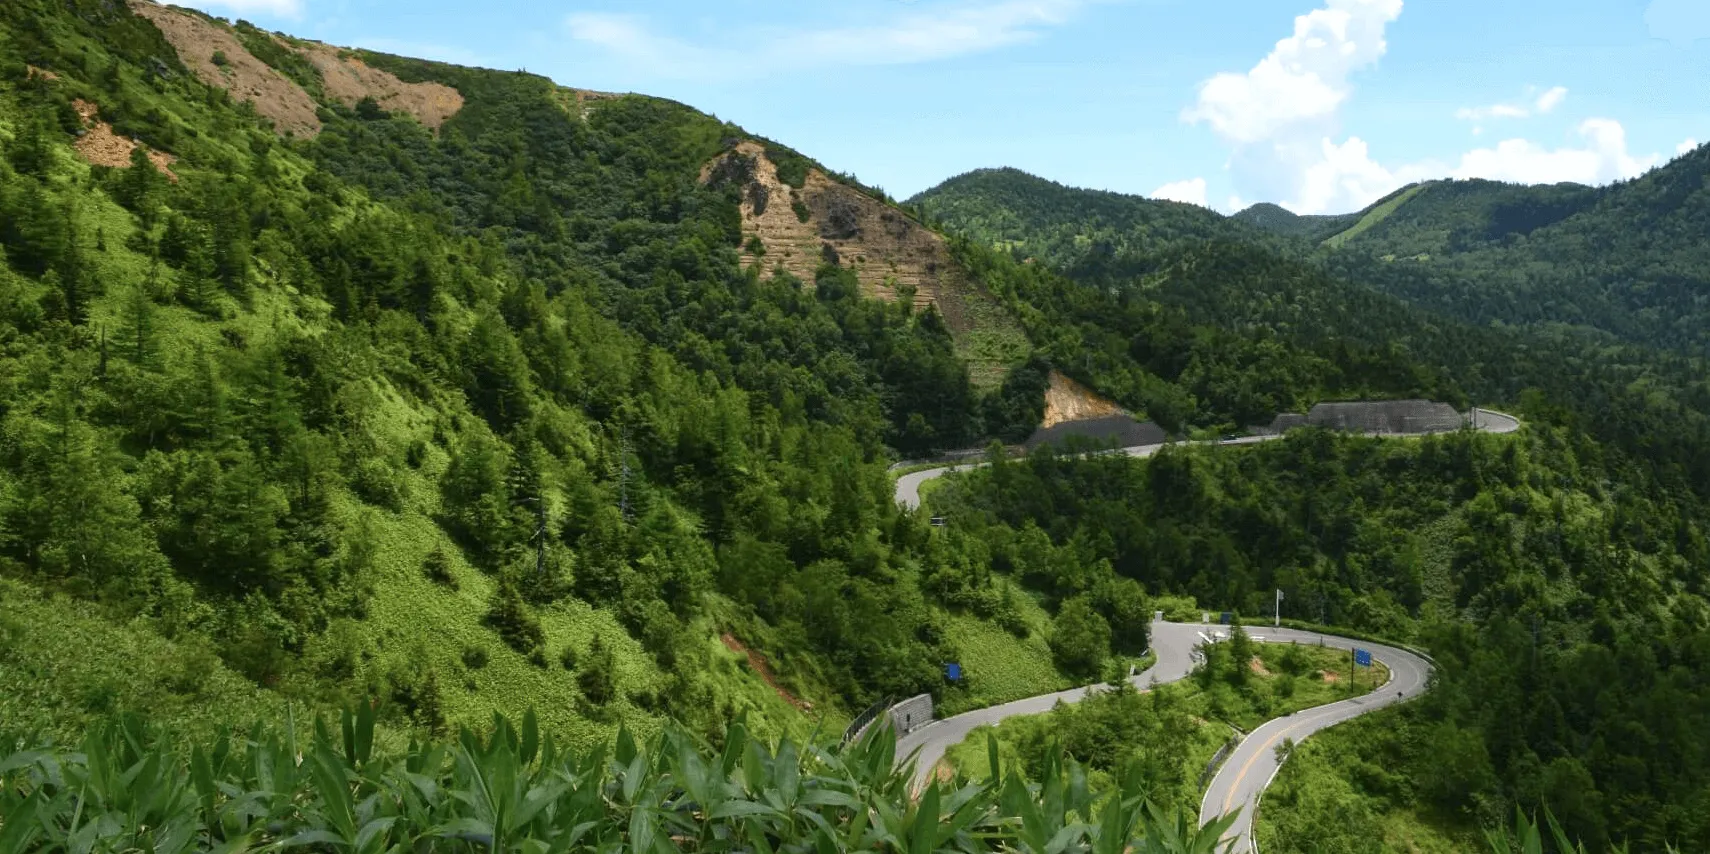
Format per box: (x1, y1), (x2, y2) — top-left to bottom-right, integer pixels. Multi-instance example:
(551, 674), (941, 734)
(942, 632), (1385, 817)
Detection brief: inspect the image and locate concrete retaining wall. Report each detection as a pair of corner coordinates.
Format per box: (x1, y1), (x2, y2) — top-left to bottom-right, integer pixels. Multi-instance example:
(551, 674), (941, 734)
(888, 694), (935, 736)
(1026, 416), (1166, 450)
(1257, 400), (1465, 436)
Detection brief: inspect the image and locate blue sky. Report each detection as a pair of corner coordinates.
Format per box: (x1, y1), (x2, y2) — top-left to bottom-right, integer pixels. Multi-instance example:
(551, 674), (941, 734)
(177, 0), (1708, 214)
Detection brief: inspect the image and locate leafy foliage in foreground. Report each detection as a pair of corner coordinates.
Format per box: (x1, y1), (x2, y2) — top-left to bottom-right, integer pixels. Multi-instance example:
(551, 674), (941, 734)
(0, 704), (1244, 854)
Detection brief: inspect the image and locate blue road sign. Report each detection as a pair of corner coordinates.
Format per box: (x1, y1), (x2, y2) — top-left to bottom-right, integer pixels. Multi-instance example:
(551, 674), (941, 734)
(945, 662), (962, 681)
(1354, 649), (1372, 667)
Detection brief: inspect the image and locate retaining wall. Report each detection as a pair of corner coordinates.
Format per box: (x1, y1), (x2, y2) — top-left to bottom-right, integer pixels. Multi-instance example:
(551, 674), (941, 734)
(888, 694), (935, 736)
(1256, 400), (1464, 436)
(1025, 416), (1166, 450)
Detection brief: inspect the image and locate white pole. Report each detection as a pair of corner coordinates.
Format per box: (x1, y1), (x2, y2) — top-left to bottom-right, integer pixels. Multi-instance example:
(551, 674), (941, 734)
(1275, 589), (1282, 628)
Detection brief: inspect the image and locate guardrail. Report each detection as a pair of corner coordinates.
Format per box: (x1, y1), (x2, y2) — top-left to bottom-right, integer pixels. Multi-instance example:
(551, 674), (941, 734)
(841, 695), (895, 747)
(1197, 729), (1243, 790)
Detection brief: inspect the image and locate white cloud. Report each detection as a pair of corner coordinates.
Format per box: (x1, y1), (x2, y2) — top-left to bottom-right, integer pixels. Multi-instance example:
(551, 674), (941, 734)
(566, 0), (1086, 79)
(1680, 138), (1700, 155)
(1456, 85), (1567, 121)
(1645, 0), (1710, 47)
(171, 0), (302, 17)
(1457, 103), (1529, 121)
(1534, 85), (1568, 114)
(1182, 0), (1402, 145)
(1181, 0), (1404, 213)
(1150, 177), (1208, 207)
(1181, 1), (1662, 214)
(1447, 119), (1659, 185)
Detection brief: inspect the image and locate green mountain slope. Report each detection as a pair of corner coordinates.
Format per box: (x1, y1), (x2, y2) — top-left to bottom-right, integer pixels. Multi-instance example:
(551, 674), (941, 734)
(1231, 201), (1360, 242)
(0, 0), (1102, 749)
(1321, 150), (1710, 354)
(910, 167), (1285, 266)
(909, 161), (1710, 853)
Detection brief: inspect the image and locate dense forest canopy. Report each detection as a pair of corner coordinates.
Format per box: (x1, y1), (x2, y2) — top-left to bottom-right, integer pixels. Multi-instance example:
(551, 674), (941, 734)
(925, 429), (1710, 850)
(0, 0), (1040, 751)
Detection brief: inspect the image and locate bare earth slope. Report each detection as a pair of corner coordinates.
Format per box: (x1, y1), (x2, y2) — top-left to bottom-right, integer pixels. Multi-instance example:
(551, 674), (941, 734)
(127, 1), (463, 135)
(299, 42), (462, 129)
(127, 0), (322, 138)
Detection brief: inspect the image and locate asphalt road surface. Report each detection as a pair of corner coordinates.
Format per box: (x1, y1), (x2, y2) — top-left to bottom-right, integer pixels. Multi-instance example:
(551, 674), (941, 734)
(888, 412), (1507, 849)
(894, 620), (1211, 785)
(894, 409), (1519, 511)
(891, 621), (1431, 853)
(1195, 629), (1432, 853)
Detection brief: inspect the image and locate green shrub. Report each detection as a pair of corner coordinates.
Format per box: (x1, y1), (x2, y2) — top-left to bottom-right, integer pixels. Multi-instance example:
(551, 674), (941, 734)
(461, 644), (489, 669)
(1049, 595), (1111, 679)
(421, 546), (458, 589)
(765, 144), (812, 189)
(485, 579), (545, 655)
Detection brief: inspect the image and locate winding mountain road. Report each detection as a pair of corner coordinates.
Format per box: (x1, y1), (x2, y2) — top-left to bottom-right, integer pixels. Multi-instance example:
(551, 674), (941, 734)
(894, 407), (1519, 511)
(890, 409), (1515, 852)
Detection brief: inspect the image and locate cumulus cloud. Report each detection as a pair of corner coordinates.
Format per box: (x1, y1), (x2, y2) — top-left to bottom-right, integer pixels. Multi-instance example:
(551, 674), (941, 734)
(1182, 0), (1402, 146)
(1449, 119), (1660, 185)
(1150, 177), (1208, 207)
(172, 0), (302, 17)
(566, 0), (1086, 79)
(1183, 0), (1663, 213)
(1680, 138), (1700, 155)
(1645, 0), (1710, 47)
(1181, 0), (1405, 213)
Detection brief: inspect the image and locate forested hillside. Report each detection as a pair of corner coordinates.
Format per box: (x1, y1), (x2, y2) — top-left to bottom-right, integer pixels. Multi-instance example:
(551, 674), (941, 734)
(0, 0), (1078, 750)
(1230, 201), (1359, 242)
(914, 162), (1710, 850)
(4, 0), (1710, 850)
(912, 167), (1284, 267)
(1320, 148), (1710, 356)
(925, 429), (1710, 851)
(919, 155), (1710, 360)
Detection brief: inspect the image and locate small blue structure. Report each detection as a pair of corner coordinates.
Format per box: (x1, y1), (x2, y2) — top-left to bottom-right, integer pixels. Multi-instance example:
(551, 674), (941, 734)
(1354, 649), (1372, 667)
(1219, 611), (1233, 625)
(945, 662), (962, 682)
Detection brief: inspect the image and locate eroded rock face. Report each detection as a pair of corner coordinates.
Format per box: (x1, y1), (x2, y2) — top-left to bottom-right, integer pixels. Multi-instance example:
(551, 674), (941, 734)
(1041, 371), (1126, 428)
(298, 42), (462, 130)
(702, 141), (1027, 387)
(127, 0), (323, 138)
(704, 141), (961, 312)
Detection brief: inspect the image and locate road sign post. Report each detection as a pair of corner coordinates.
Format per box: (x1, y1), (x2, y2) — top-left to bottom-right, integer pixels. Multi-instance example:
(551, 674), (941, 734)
(1275, 589), (1283, 628)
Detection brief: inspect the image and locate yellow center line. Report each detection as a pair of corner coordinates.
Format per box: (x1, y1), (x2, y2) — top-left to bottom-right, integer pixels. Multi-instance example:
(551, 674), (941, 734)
(1219, 703), (1354, 814)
